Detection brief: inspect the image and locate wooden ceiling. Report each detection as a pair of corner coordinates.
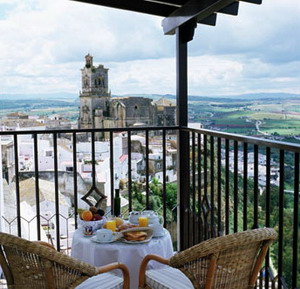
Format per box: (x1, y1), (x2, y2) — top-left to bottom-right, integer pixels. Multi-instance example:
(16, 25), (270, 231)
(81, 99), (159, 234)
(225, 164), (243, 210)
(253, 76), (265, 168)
(71, 0), (193, 18)
(71, 0), (262, 38)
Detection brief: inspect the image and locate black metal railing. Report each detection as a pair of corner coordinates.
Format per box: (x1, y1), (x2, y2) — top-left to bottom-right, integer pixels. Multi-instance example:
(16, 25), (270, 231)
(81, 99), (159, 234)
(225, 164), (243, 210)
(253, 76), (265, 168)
(183, 127), (300, 289)
(0, 126), (299, 288)
(0, 126), (178, 250)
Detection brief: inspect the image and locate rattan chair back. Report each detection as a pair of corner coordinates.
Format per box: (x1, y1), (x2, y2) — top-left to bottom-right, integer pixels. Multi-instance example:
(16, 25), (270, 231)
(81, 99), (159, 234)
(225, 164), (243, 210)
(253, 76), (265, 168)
(169, 228), (277, 289)
(0, 232), (99, 289)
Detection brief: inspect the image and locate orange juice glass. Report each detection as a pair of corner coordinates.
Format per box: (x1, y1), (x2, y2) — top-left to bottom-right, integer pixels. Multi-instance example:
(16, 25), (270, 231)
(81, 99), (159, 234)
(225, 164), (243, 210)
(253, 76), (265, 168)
(138, 216), (149, 227)
(106, 220), (117, 232)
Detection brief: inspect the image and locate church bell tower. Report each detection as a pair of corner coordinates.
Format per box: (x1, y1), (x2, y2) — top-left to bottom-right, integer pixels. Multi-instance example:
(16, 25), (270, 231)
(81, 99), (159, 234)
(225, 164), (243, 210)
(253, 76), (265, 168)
(79, 54), (111, 129)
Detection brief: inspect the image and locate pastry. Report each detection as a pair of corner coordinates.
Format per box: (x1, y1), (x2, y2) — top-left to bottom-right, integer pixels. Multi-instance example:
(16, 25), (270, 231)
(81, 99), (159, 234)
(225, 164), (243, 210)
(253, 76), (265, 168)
(123, 231), (147, 241)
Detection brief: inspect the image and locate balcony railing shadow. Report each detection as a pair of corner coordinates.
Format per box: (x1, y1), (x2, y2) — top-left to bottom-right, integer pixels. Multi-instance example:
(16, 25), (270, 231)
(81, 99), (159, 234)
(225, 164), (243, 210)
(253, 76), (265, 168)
(0, 126), (299, 288)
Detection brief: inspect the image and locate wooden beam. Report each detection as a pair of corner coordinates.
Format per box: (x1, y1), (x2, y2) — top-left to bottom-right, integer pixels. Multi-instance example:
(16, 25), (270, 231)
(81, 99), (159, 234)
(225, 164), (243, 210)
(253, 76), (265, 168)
(240, 0), (262, 4)
(162, 0), (237, 35)
(218, 1), (239, 16)
(147, 0), (185, 6)
(198, 13), (217, 26)
(71, 0), (177, 17)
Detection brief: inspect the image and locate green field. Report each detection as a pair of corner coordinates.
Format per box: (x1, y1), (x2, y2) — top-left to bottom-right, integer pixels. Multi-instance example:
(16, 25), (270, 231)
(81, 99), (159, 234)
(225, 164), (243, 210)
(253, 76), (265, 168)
(189, 97), (300, 137)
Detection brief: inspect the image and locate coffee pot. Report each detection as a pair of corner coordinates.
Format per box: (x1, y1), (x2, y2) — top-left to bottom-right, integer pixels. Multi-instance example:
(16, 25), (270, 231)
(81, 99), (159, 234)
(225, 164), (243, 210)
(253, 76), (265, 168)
(141, 210), (164, 225)
(129, 211), (141, 224)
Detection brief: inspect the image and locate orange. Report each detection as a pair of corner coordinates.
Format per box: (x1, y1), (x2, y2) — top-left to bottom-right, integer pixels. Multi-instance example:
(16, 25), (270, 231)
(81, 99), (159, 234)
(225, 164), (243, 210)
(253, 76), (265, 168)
(81, 210), (93, 221)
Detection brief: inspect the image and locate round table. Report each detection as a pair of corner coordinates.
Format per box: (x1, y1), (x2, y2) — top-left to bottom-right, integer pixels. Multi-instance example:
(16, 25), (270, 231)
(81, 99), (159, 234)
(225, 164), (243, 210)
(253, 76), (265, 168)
(71, 228), (174, 289)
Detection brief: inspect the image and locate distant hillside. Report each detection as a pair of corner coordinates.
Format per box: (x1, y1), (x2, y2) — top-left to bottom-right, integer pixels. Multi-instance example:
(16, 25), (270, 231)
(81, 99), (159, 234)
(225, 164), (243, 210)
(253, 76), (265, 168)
(113, 92), (300, 102)
(1, 98), (79, 110)
(190, 92), (300, 100)
(0, 92), (77, 101)
(1, 92), (299, 102)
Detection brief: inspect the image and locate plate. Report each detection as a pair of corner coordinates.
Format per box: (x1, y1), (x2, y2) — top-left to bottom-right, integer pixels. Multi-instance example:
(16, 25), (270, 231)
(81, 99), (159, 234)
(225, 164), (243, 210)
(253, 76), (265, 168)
(90, 234), (121, 244)
(120, 227), (153, 244)
(121, 237), (152, 244)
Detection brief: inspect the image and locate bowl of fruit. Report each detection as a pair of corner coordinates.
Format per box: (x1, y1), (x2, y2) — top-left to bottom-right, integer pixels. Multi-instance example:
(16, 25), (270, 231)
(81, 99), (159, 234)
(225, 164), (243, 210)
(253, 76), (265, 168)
(78, 206), (106, 235)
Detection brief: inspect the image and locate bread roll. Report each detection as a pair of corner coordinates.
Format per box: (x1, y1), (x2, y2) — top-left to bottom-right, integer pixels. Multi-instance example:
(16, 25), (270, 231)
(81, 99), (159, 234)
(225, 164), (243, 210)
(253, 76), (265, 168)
(123, 231), (147, 241)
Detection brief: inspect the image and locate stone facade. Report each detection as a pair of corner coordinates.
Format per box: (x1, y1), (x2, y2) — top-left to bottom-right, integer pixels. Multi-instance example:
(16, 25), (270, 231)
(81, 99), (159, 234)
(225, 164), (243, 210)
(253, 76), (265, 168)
(78, 55), (175, 134)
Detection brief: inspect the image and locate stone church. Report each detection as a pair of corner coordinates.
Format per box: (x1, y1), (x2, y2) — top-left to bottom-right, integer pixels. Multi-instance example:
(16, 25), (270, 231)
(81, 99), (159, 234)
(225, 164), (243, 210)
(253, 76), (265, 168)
(78, 55), (176, 133)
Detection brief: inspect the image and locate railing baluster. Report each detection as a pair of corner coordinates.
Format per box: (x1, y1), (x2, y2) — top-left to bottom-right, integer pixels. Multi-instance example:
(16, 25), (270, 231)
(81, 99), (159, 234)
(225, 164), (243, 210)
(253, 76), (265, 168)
(243, 142), (248, 231)
(162, 129), (167, 229)
(253, 144), (259, 229)
(53, 132), (60, 250)
(128, 131), (132, 212)
(278, 149), (284, 289)
(233, 140), (238, 232)
(33, 134), (41, 240)
(192, 132), (196, 244)
(225, 139), (230, 235)
(91, 132), (96, 189)
(197, 133), (202, 242)
(265, 146), (271, 289)
(13, 134), (21, 237)
(210, 136), (215, 238)
(292, 152), (299, 289)
(110, 131), (114, 214)
(259, 271), (263, 289)
(145, 130), (149, 209)
(203, 134), (208, 240)
(73, 132), (78, 229)
(217, 137), (222, 236)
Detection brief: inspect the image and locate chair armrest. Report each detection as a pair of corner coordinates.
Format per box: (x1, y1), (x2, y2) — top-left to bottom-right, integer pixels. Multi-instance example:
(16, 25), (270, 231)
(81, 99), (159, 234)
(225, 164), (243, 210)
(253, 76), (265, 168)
(33, 241), (56, 251)
(96, 262), (130, 289)
(139, 254), (170, 288)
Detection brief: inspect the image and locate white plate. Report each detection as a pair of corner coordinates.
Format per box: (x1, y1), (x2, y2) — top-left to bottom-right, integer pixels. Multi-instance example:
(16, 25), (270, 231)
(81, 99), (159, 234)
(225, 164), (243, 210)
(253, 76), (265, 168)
(90, 233), (121, 244)
(120, 236), (152, 244)
(120, 227), (153, 244)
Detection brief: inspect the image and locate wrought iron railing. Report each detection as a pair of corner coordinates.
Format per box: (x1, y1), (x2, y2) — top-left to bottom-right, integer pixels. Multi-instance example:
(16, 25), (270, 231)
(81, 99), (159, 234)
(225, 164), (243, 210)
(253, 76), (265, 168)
(183, 127), (300, 289)
(0, 126), (299, 288)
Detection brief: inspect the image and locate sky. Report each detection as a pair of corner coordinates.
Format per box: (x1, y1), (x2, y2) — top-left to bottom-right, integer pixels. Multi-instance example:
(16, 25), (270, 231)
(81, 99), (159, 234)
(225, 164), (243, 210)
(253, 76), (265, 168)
(0, 0), (299, 97)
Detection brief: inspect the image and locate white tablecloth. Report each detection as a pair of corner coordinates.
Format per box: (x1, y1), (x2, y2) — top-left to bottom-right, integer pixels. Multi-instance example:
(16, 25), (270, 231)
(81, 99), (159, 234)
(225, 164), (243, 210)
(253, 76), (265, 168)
(71, 229), (174, 289)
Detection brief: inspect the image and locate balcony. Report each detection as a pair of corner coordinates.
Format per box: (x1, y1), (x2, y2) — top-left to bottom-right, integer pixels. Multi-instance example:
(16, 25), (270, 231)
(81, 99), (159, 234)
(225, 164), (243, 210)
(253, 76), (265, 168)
(0, 125), (299, 288)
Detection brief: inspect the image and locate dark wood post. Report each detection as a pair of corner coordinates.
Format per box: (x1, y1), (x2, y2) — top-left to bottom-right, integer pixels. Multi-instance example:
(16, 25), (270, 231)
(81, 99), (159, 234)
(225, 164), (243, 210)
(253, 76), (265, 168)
(176, 21), (195, 251)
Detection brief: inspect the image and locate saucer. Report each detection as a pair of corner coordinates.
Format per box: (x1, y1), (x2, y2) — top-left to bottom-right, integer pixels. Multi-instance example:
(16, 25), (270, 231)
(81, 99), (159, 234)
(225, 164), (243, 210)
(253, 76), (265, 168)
(90, 232), (122, 243)
(83, 234), (95, 237)
(91, 236), (117, 244)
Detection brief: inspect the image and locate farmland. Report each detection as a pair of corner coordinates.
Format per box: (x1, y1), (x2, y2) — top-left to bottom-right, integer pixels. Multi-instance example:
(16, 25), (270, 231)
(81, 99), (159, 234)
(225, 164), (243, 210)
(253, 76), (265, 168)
(189, 96), (300, 138)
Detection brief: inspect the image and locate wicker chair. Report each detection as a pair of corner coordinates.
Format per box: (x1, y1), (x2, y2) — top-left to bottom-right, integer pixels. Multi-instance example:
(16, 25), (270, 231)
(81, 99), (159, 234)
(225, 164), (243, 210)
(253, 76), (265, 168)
(0, 232), (130, 289)
(139, 228), (277, 289)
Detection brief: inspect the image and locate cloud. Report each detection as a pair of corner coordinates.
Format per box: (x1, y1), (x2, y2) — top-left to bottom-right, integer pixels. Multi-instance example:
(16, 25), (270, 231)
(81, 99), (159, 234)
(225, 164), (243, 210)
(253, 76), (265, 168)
(107, 58), (176, 95)
(190, 0), (300, 64)
(0, 0), (299, 96)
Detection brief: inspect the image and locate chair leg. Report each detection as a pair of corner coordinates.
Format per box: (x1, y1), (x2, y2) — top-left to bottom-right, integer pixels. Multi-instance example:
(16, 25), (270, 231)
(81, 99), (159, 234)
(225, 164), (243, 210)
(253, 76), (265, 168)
(249, 240), (273, 287)
(204, 254), (217, 289)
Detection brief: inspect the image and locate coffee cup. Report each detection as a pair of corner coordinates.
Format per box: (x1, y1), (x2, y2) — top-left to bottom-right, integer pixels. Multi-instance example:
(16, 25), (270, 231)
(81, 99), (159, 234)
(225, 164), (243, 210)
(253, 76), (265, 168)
(150, 223), (164, 237)
(96, 229), (113, 242)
